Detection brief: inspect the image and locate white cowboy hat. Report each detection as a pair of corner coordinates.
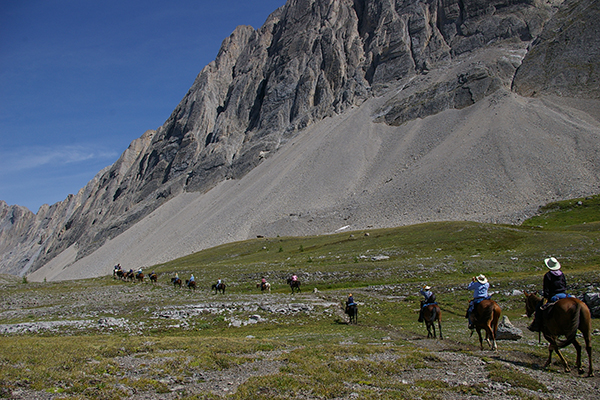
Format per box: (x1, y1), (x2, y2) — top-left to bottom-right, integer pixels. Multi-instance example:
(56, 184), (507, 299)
(423, 285), (431, 290)
(544, 257), (561, 270)
(476, 274), (488, 284)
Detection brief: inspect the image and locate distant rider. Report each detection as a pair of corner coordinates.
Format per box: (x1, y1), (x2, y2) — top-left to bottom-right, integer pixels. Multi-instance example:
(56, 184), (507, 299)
(346, 293), (356, 307)
(418, 285), (436, 322)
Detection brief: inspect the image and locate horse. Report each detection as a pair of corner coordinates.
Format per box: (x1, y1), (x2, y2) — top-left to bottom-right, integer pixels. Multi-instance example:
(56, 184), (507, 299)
(185, 280), (196, 290)
(286, 278), (301, 294)
(113, 267), (124, 279)
(524, 292), (593, 376)
(171, 277), (182, 288)
(257, 282), (271, 292)
(212, 282), (226, 294)
(345, 304), (358, 324)
(149, 273), (157, 284)
(124, 270), (135, 282)
(422, 303), (443, 339)
(471, 299), (501, 351)
(135, 272), (144, 283)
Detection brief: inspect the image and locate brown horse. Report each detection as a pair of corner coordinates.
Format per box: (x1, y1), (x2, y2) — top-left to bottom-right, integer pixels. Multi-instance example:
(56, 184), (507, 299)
(135, 272), (144, 283)
(171, 277), (182, 288)
(149, 273), (157, 283)
(471, 299), (501, 351)
(124, 270), (135, 282)
(287, 278), (301, 294)
(524, 292), (593, 376)
(185, 280), (196, 290)
(212, 282), (226, 294)
(422, 304), (443, 339)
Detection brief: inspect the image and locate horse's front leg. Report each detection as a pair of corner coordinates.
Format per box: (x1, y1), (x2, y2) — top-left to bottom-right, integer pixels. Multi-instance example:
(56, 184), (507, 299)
(544, 344), (554, 369)
(438, 320), (443, 340)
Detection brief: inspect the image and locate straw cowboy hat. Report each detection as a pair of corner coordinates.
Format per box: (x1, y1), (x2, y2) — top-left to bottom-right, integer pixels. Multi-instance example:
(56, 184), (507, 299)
(476, 274), (488, 284)
(544, 257), (561, 271)
(423, 285), (431, 290)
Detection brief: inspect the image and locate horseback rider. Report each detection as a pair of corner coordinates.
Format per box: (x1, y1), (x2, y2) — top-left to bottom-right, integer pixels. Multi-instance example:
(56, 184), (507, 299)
(346, 293), (356, 307)
(418, 285), (436, 322)
(175, 272), (179, 279)
(466, 275), (489, 330)
(261, 277), (267, 290)
(291, 274), (298, 282)
(528, 257), (568, 332)
(188, 274), (195, 287)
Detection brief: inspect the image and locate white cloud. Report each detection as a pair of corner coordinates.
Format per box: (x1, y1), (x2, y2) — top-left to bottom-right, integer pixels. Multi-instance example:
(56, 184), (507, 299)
(0, 145), (118, 173)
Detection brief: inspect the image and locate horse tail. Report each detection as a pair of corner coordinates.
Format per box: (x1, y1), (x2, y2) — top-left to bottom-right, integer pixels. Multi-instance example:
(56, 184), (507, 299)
(492, 303), (501, 335)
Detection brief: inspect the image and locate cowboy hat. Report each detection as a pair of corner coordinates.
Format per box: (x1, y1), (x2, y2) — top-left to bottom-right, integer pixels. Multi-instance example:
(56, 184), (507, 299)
(423, 285), (431, 290)
(476, 274), (488, 284)
(544, 257), (561, 270)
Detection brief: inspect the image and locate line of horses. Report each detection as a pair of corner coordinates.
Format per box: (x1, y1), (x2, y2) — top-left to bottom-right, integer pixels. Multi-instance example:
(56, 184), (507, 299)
(113, 269), (157, 284)
(418, 293), (593, 377)
(111, 267), (593, 376)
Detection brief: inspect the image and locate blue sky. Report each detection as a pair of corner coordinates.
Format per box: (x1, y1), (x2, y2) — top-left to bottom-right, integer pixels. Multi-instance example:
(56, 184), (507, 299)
(0, 0), (286, 212)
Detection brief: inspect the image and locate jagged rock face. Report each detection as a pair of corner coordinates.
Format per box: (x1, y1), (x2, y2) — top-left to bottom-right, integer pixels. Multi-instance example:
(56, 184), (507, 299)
(2, 0), (597, 278)
(513, 0), (600, 99)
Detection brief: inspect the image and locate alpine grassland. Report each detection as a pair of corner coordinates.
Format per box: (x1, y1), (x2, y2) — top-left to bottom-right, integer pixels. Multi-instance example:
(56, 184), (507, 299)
(1, 195), (600, 399)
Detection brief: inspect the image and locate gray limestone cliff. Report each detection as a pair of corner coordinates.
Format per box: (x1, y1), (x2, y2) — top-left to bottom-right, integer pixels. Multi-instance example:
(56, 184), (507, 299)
(1, 0), (598, 277)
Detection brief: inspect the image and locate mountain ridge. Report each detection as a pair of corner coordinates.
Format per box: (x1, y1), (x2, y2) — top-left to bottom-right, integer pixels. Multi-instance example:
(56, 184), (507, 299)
(2, 0), (600, 280)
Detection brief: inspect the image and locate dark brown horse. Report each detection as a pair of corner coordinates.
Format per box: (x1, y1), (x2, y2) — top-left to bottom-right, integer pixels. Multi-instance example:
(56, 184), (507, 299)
(135, 272), (144, 283)
(524, 292), (593, 376)
(185, 280), (196, 290)
(422, 304), (443, 339)
(149, 273), (157, 283)
(171, 277), (182, 288)
(212, 282), (226, 294)
(471, 299), (501, 351)
(287, 278), (301, 294)
(345, 304), (358, 324)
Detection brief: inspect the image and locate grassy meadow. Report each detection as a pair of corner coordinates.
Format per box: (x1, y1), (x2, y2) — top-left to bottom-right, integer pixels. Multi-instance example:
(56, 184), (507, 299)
(1, 195), (600, 399)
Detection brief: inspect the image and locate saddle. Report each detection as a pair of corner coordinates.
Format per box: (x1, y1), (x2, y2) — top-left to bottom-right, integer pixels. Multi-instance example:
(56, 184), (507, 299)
(540, 293), (572, 312)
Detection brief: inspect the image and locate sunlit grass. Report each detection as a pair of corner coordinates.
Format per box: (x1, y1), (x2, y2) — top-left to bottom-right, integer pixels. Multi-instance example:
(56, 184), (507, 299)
(2, 194), (600, 398)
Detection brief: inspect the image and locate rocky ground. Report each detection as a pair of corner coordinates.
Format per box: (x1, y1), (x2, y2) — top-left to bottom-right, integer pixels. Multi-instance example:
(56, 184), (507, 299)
(1, 276), (599, 399)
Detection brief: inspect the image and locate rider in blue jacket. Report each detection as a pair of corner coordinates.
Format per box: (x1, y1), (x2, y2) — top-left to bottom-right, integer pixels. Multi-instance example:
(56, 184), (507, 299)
(418, 285), (436, 322)
(466, 275), (489, 329)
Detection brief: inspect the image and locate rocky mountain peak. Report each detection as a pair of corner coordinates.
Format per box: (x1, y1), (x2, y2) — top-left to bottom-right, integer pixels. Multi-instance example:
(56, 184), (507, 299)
(2, 0), (600, 280)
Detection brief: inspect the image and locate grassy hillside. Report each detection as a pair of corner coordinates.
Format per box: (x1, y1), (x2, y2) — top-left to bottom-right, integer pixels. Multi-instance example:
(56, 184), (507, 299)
(1, 194), (599, 399)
